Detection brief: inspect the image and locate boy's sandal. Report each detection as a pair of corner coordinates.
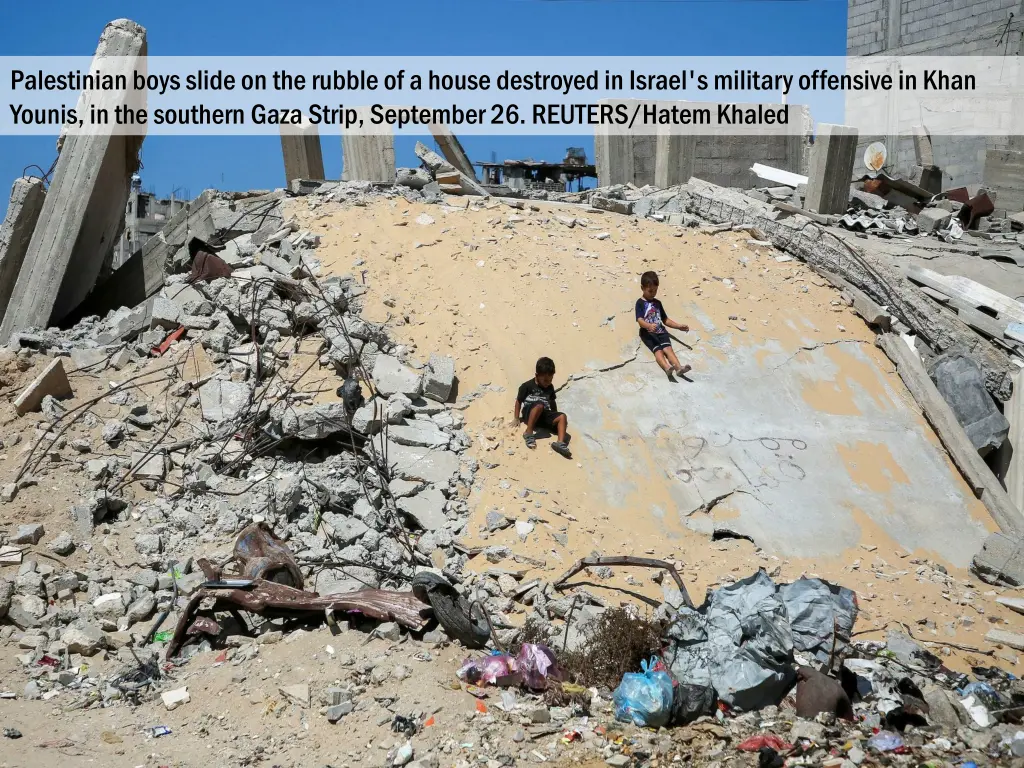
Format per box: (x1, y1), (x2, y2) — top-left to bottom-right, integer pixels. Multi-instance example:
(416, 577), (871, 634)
(524, 433), (537, 449)
(550, 441), (572, 458)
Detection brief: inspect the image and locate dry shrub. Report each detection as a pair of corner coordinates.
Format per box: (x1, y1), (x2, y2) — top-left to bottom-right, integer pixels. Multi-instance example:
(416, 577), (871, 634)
(519, 607), (662, 692)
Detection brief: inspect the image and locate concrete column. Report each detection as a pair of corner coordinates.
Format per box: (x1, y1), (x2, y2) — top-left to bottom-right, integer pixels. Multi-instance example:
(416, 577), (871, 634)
(595, 99), (635, 186)
(654, 118), (696, 189)
(0, 19), (146, 341)
(804, 123), (859, 215)
(0, 177), (46, 325)
(341, 108), (395, 182)
(428, 124), (476, 178)
(280, 116), (325, 183)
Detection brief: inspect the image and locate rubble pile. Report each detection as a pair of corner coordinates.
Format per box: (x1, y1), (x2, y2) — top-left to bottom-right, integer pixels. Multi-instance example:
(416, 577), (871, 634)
(0, 161), (1023, 764)
(0, 187), (490, 694)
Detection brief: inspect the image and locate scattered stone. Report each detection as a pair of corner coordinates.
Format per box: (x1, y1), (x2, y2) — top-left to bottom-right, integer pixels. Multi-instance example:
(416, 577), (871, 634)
(47, 532), (74, 555)
(279, 683), (310, 708)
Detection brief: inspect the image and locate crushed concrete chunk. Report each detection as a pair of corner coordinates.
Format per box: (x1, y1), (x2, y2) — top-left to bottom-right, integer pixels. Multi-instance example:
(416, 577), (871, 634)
(14, 358), (72, 416)
(372, 355), (423, 398)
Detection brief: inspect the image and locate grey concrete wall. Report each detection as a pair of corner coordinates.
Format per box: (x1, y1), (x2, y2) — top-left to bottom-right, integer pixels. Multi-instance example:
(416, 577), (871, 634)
(0, 19), (147, 341)
(984, 149), (1024, 212)
(847, 0), (1024, 188)
(596, 100), (810, 188)
(0, 177), (46, 324)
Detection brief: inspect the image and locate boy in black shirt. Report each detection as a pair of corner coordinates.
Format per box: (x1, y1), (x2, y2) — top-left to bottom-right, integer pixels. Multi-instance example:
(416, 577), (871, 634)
(636, 271), (692, 380)
(513, 357), (571, 457)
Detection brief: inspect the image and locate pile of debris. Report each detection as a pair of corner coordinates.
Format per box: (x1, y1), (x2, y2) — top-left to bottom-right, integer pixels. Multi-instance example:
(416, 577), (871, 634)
(0, 187), (494, 696)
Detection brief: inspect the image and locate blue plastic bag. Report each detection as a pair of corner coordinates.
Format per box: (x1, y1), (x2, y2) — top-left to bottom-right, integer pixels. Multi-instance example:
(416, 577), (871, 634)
(612, 657), (675, 727)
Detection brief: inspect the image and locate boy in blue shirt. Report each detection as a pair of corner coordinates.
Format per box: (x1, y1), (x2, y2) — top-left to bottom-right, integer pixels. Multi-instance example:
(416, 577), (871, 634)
(636, 271), (691, 380)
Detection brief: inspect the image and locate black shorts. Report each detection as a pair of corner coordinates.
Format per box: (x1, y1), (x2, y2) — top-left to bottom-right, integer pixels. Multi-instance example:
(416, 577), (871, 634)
(641, 331), (672, 353)
(521, 405), (563, 431)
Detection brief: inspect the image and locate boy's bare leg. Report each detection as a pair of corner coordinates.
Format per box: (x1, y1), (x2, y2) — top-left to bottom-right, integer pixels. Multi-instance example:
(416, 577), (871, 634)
(523, 404), (544, 435)
(653, 349), (672, 373)
(664, 347), (691, 375)
(553, 414), (568, 443)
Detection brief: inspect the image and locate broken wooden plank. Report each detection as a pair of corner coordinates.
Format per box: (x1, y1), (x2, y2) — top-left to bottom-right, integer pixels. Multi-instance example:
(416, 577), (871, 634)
(985, 628), (1024, 651)
(906, 265), (1024, 324)
(876, 333), (1024, 536)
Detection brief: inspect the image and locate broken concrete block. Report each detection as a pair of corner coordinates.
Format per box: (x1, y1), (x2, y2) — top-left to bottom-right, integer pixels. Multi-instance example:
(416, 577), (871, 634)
(928, 352), (1009, 455)
(0, 177), (46, 323)
(0, 19), (147, 340)
(161, 686), (190, 711)
(281, 402), (351, 440)
(69, 346), (108, 372)
(590, 194), (634, 215)
(423, 354), (455, 403)
(12, 524), (44, 545)
(149, 296), (181, 330)
(972, 532), (1024, 586)
(14, 357), (72, 416)
(372, 354), (423, 398)
(130, 451), (167, 481)
(917, 208), (953, 234)
(198, 379), (251, 423)
(414, 141), (454, 174)
(387, 421), (450, 449)
(396, 488), (448, 531)
(63, 621), (106, 656)
(351, 401), (382, 435)
(395, 168), (432, 190)
(342, 110), (395, 182)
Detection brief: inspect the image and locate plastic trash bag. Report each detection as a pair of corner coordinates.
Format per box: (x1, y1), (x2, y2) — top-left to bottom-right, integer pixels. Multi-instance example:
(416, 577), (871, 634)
(662, 606), (719, 723)
(705, 571), (795, 711)
(613, 657), (675, 728)
(867, 731), (904, 752)
(516, 644), (564, 691)
(778, 578), (858, 666)
(479, 653), (515, 685)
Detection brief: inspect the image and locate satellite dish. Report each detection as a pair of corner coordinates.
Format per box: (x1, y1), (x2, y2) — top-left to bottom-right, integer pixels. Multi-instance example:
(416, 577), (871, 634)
(864, 141), (887, 174)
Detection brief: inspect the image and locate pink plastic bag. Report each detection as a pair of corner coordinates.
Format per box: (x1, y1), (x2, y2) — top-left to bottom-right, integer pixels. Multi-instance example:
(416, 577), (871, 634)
(480, 653), (514, 684)
(457, 653), (515, 685)
(516, 643), (565, 691)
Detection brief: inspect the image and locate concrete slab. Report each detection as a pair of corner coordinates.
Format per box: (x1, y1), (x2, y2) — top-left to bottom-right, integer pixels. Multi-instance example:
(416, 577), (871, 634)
(558, 338), (991, 566)
(0, 19), (146, 340)
(0, 178), (46, 324)
(428, 125), (476, 178)
(342, 109), (395, 182)
(14, 358), (72, 416)
(281, 116), (325, 184)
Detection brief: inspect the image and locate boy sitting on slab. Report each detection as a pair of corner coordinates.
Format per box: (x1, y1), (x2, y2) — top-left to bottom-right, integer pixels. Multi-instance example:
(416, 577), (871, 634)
(512, 357), (571, 458)
(636, 270), (691, 380)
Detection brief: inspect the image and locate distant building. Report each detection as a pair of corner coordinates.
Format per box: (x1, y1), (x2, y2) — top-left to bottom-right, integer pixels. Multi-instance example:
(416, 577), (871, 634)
(114, 175), (190, 267)
(475, 148), (596, 193)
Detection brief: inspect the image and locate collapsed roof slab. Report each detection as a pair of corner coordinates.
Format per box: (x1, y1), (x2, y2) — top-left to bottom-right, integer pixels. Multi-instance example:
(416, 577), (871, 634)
(559, 337), (994, 566)
(0, 19), (146, 342)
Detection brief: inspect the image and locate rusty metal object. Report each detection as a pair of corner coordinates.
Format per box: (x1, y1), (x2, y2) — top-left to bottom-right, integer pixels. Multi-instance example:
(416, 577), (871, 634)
(198, 522), (304, 589)
(553, 555), (694, 609)
(165, 579), (432, 659)
(957, 191), (994, 229)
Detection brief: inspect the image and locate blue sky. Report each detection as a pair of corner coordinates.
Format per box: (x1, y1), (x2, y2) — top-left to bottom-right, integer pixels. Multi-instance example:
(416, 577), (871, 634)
(1, 0), (847, 199)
